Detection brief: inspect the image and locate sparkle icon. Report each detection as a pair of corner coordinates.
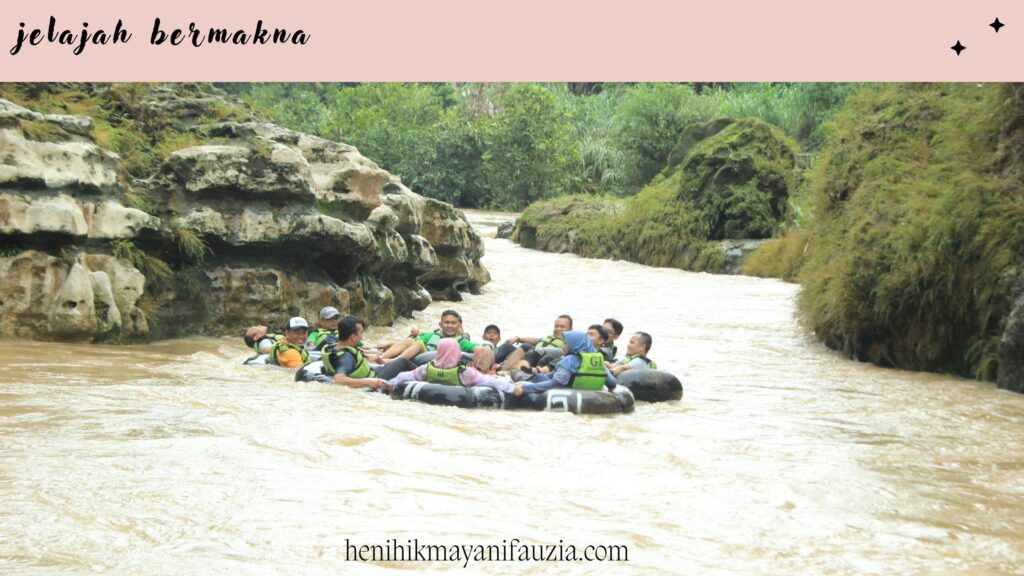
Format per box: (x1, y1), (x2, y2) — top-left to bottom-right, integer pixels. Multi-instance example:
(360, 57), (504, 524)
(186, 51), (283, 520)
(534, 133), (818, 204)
(990, 18), (1004, 33)
(951, 40), (966, 55)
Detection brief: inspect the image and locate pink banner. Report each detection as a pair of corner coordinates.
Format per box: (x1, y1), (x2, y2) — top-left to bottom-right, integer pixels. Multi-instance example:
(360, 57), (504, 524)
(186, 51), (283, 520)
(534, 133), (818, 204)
(0, 0), (1021, 81)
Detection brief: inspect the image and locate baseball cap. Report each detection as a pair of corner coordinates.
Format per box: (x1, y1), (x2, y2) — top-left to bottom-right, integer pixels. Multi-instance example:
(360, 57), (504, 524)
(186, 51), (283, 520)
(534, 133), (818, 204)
(319, 306), (341, 320)
(287, 317), (309, 330)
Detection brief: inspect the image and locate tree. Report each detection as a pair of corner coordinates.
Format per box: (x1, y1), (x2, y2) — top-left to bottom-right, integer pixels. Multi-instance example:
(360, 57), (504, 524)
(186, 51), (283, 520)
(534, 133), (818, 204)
(481, 85), (582, 209)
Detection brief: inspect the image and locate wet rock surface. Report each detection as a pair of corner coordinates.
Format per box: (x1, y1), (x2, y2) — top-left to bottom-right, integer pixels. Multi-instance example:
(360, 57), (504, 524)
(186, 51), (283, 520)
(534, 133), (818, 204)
(0, 87), (488, 342)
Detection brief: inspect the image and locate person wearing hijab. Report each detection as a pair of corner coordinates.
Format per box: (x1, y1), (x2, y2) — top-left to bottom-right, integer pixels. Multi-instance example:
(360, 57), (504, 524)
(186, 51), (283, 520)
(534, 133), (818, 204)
(512, 330), (617, 394)
(388, 338), (518, 394)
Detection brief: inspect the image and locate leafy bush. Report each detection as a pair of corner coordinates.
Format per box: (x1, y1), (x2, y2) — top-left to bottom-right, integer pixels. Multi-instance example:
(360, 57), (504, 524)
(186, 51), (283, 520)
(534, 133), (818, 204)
(480, 84), (582, 209)
(608, 84), (710, 194)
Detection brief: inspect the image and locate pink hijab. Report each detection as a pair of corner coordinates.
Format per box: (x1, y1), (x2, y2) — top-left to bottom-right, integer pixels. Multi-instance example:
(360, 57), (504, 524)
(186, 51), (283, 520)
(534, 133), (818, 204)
(461, 345), (495, 386)
(433, 338), (463, 368)
(412, 337), (465, 380)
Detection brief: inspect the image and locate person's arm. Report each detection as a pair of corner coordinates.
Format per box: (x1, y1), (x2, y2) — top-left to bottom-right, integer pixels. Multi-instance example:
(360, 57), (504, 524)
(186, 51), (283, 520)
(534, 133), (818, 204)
(550, 364), (574, 388)
(609, 363), (630, 376)
(389, 366), (426, 386)
(459, 339), (478, 353)
(604, 367), (617, 390)
(521, 364), (572, 393)
(333, 373), (387, 390)
(331, 352), (387, 389)
(506, 335), (540, 345)
(257, 337), (275, 355)
(520, 375), (560, 394)
(463, 371), (517, 394)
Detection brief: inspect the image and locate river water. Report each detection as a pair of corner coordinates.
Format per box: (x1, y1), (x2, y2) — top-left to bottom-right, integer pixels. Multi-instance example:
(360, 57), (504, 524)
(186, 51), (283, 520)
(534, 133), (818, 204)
(2, 210), (1023, 574)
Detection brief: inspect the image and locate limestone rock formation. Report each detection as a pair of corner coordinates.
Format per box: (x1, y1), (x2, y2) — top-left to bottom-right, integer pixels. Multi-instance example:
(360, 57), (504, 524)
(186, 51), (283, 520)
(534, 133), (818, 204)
(0, 85), (488, 342)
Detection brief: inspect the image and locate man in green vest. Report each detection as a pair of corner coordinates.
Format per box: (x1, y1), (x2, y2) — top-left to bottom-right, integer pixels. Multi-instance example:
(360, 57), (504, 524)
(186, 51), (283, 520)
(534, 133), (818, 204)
(323, 316), (415, 389)
(607, 332), (658, 376)
(268, 317), (312, 369)
(587, 324), (615, 362)
(306, 306), (342, 351)
(497, 314), (573, 371)
(603, 318), (624, 361)
(376, 309), (477, 361)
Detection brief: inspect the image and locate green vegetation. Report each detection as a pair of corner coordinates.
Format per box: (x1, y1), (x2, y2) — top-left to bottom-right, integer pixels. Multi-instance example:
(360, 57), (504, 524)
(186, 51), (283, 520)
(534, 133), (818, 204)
(112, 239), (173, 283)
(479, 85), (582, 209)
(0, 242), (24, 258)
(0, 83), (237, 181)
(169, 220), (211, 264)
(741, 229), (807, 281)
(514, 117), (796, 273)
(513, 83), (1023, 385)
(235, 82), (852, 209)
(673, 118), (797, 239)
(514, 194), (623, 254)
(18, 118), (73, 142)
(4, 81), (1019, 386)
(795, 84), (1024, 381)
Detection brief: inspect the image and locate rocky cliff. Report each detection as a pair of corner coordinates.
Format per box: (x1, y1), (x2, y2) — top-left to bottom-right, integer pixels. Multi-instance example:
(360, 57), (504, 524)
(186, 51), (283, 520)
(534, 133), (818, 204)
(0, 84), (489, 342)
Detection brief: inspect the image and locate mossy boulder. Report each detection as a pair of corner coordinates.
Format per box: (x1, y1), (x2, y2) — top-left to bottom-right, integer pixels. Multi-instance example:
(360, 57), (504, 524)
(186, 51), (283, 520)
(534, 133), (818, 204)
(512, 194), (623, 254)
(674, 117), (797, 240)
(796, 84), (1024, 391)
(510, 117), (797, 274)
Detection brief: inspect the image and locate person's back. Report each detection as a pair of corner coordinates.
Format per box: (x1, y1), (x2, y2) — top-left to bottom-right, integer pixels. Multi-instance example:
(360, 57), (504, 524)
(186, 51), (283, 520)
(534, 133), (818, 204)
(567, 348), (609, 390)
(425, 360), (467, 386)
(306, 306), (342, 351)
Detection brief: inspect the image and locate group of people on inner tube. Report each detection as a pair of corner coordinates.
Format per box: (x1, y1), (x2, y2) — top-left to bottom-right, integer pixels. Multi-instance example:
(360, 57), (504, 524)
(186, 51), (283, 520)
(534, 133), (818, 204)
(242, 308), (657, 397)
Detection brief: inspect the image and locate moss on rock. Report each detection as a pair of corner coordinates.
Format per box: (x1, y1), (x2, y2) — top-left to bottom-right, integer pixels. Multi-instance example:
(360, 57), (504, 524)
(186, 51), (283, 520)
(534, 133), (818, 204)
(796, 84), (1024, 385)
(511, 116), (797, 273)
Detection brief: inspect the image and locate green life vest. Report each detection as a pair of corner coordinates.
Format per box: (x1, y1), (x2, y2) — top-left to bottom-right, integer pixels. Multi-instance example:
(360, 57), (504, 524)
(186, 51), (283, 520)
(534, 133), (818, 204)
(569, 352), (607, 390)
(323, 346), (376, 379)
(423, 329), (471, 352)
(425, 361), (467, 386)
(538, 335), (565, 349)
(306, 329), (339, 351)
(252, 332), (284, 353)
(625, 354), (657, 370)
(269, 341), (310, 367)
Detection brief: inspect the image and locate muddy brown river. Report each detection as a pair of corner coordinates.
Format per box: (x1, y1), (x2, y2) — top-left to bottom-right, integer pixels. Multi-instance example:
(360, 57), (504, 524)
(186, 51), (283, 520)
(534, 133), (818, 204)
(2, 210), (1023, 574)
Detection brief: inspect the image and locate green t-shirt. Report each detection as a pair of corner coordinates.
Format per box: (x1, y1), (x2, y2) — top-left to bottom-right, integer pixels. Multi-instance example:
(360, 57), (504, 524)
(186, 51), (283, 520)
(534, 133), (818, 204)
(415, 330), (477, 352)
